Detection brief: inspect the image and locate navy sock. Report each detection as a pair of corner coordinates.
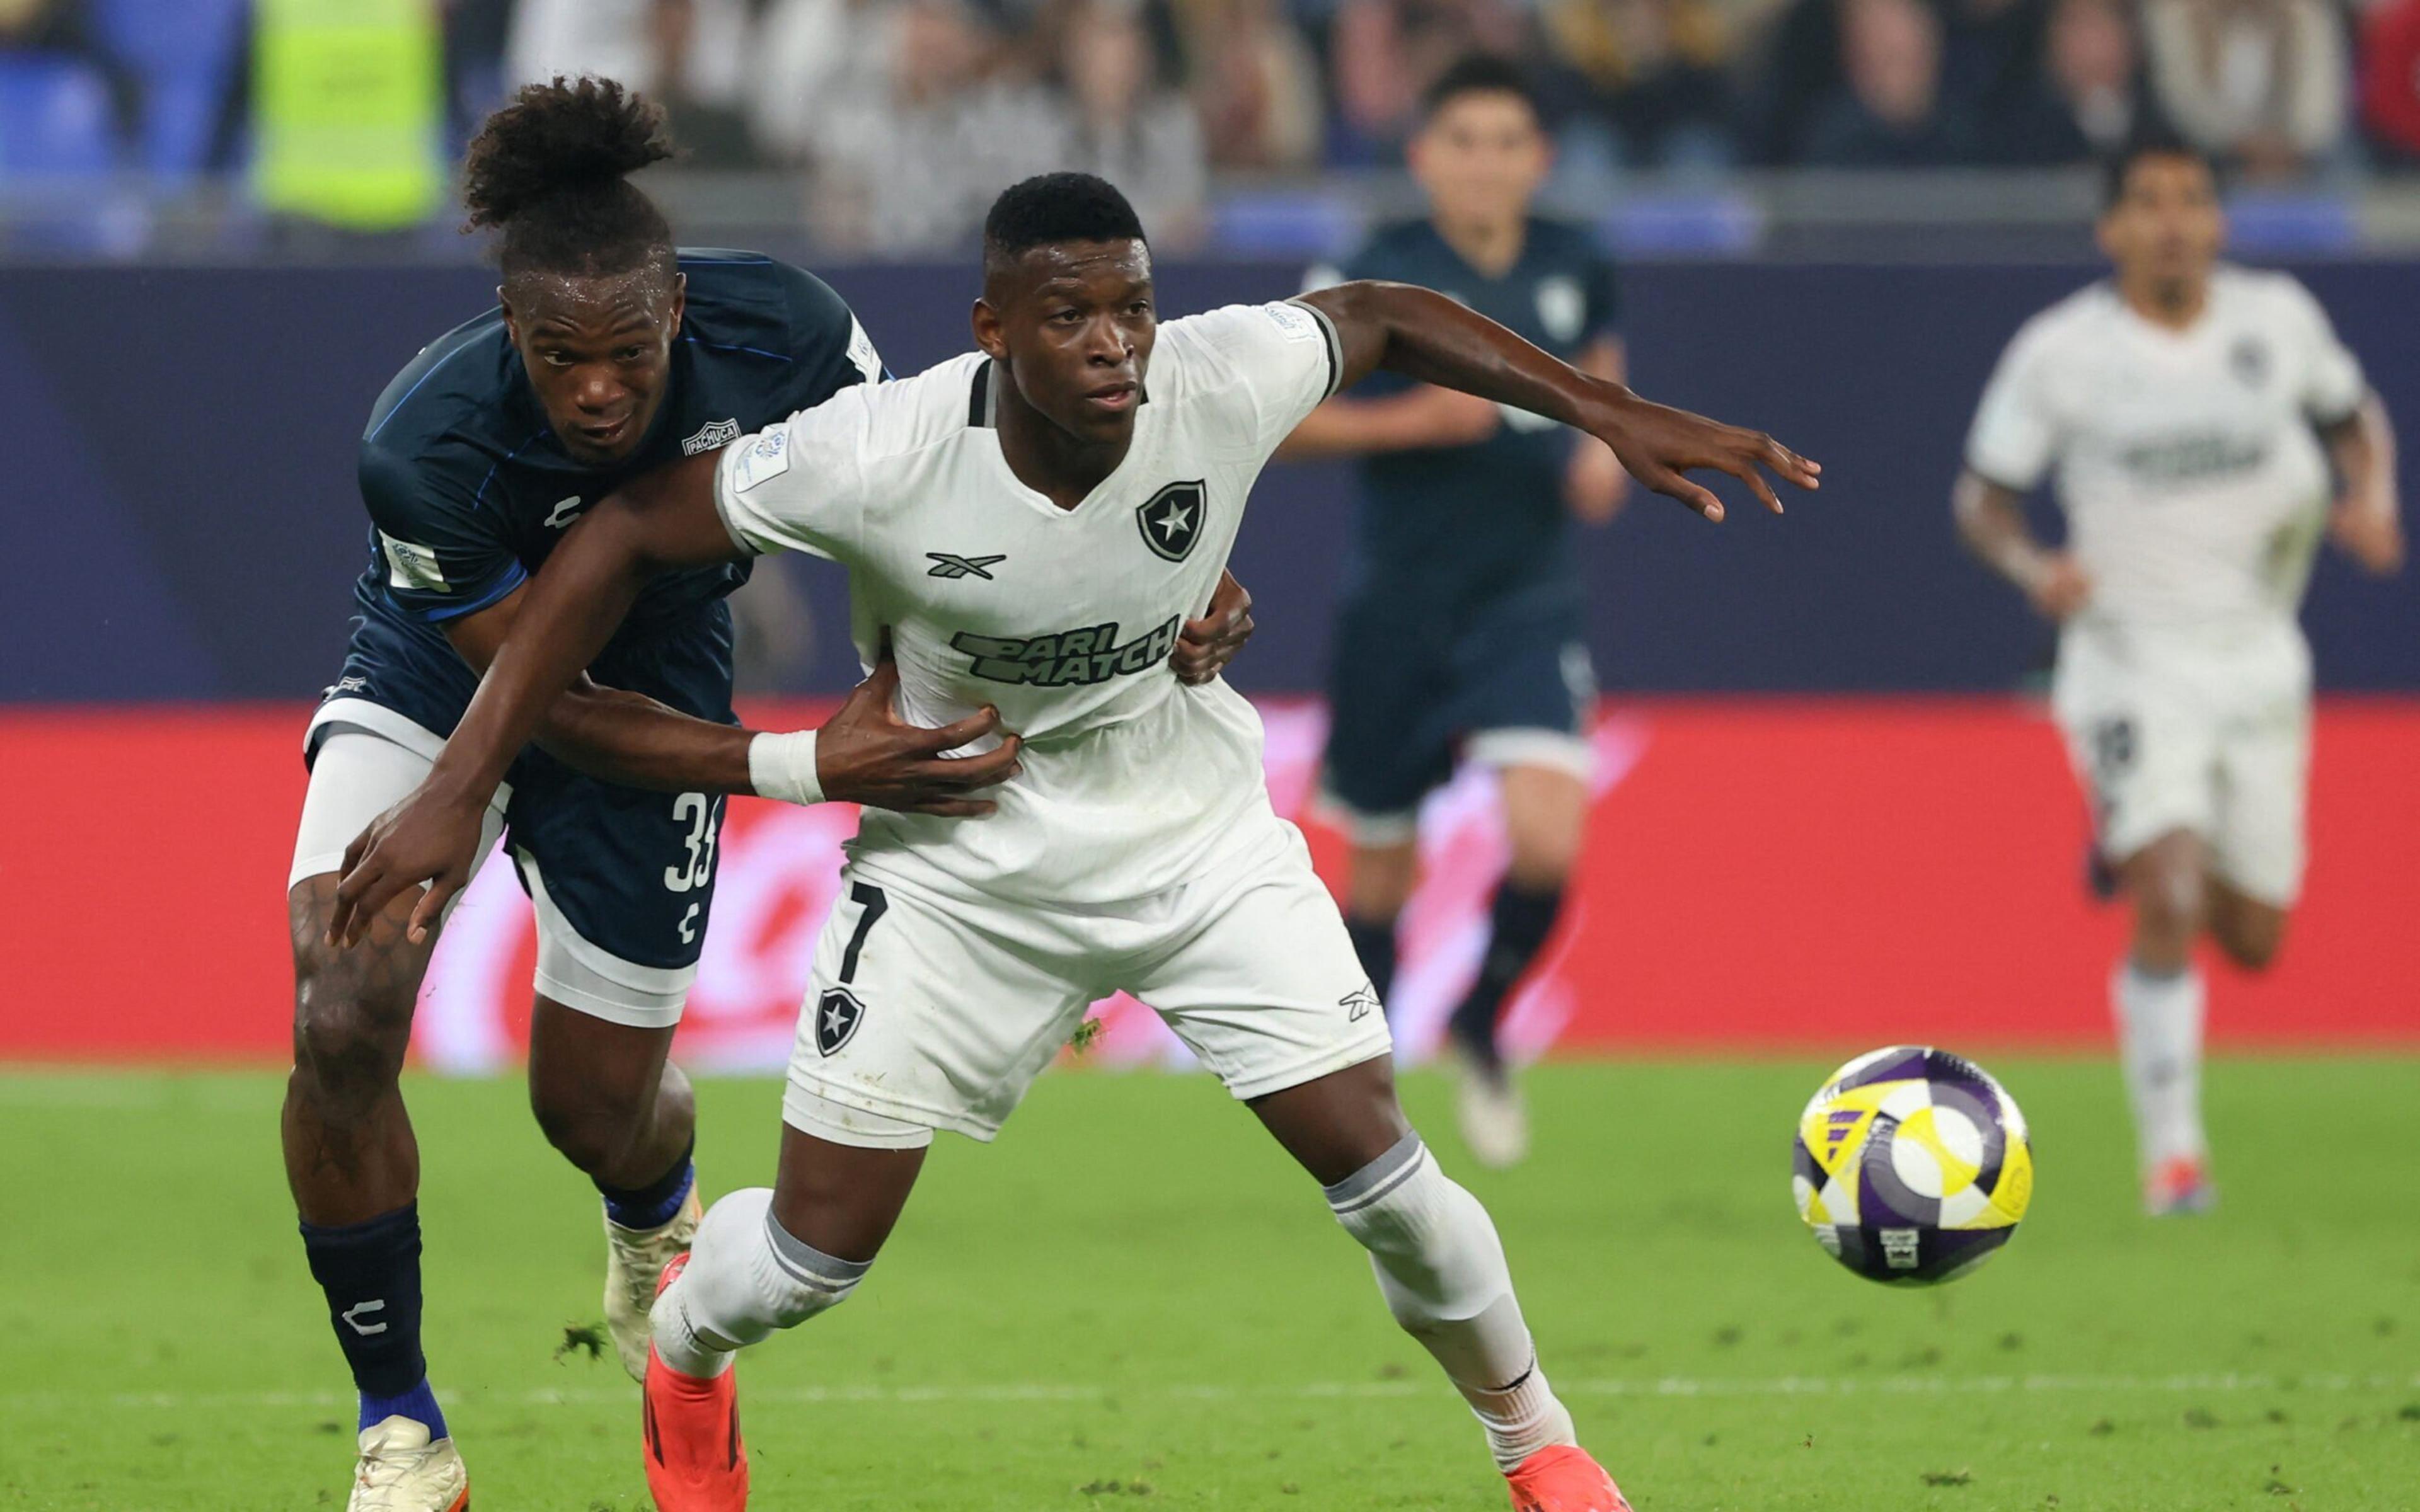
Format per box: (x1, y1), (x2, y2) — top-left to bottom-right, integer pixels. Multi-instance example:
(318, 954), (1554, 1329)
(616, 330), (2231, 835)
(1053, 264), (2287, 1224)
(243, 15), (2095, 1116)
(359, 1376), (448, 1438)
(596, 1133), (696, 1231)
(300, 1203), (444, 1435)
(1344, 914), (1399, 1013)
(1448, 881), (1567, 1067)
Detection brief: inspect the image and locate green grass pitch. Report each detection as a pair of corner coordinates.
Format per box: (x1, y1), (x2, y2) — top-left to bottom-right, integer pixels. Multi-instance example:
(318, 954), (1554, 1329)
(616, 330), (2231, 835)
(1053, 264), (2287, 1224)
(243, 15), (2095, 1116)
(4, 1057), (2416, 1510)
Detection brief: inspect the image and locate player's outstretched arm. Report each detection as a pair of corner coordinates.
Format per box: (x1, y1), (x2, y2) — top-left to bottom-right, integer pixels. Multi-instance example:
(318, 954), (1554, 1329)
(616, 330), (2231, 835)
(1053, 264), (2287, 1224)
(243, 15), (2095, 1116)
(1295, 280), (1819, 520)
(329, 452), (1022, 947)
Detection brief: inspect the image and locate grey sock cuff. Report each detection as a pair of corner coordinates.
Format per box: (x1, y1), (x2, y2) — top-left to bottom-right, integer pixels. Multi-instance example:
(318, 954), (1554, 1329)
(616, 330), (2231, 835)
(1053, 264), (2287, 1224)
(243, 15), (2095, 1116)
(766, 1210), (873, 1290)
(1323, 1131), (1428, 1215)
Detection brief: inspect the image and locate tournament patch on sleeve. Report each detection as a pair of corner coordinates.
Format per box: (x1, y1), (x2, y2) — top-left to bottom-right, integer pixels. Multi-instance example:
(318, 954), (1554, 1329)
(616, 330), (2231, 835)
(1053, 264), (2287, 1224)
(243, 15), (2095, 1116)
(1258, 301), (1323, 343)
(731, 428), (793, 493)
(379, 530), (449, 592)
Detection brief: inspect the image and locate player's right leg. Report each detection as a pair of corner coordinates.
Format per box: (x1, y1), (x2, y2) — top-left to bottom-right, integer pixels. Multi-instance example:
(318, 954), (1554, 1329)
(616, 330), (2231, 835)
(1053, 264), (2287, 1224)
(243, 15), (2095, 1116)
(1319, 590), (1455, 1017)
(2054, 631), (2228, 1216)
(637, 869), (1092, 1508)
(285, 729), (502, 1510)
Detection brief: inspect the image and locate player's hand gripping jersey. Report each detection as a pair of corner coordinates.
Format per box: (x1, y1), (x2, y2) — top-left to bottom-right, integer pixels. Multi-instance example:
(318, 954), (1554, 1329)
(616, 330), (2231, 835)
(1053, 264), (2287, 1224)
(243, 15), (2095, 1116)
(1965, 266), (2364, 629)
(714, 301), (1343, 907)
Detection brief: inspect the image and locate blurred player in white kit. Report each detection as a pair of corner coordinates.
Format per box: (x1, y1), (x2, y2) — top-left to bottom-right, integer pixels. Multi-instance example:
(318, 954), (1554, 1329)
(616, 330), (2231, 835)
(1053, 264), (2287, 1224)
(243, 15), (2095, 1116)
(1954, 136), (2405, 1215)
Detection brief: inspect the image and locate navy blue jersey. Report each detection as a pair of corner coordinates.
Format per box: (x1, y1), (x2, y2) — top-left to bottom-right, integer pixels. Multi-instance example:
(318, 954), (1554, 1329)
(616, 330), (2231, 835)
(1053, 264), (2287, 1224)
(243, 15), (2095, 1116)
(1317, 217), (1618, 603)
(333, 249), (881, 742)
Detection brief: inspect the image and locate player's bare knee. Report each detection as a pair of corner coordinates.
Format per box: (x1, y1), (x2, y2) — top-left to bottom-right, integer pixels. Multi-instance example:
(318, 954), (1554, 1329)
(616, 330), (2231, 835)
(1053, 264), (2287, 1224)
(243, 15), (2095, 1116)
(289, 955), (414, 1109)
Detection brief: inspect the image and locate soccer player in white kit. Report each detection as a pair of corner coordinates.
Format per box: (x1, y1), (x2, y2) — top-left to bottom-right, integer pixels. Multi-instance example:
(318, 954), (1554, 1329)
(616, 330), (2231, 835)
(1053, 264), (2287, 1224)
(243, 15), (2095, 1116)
(1954, 138), (2405, 1216)
(333, 173), (1819, 1511)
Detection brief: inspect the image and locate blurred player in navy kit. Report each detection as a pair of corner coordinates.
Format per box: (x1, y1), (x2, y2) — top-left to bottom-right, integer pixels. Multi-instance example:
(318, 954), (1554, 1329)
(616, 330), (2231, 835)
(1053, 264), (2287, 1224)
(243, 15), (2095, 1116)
(1286, 57), (1628, 1167)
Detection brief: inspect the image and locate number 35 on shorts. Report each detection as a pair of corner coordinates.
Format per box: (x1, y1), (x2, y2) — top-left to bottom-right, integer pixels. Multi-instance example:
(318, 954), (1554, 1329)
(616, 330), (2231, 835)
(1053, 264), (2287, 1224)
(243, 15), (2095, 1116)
(664, 791), (723, 943)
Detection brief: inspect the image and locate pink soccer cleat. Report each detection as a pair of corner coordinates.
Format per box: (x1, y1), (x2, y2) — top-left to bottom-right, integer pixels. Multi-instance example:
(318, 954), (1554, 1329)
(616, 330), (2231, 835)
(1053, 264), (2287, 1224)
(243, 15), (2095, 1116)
(1505, 1445), (1633, 1512)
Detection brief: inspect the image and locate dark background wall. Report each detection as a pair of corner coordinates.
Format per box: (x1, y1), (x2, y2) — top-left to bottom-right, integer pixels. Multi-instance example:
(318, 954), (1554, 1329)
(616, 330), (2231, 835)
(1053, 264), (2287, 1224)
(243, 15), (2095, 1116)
(3, 258), (2413, 703)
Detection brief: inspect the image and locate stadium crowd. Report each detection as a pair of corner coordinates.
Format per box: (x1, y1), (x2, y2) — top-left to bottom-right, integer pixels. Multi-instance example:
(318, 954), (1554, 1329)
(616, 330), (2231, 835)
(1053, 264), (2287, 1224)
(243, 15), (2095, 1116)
(11, 0), (2420, 249)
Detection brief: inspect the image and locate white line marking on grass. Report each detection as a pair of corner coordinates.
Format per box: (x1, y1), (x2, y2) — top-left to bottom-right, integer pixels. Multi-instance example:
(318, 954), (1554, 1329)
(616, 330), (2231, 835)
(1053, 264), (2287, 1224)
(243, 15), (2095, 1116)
(17, 1372), (2416, 1414)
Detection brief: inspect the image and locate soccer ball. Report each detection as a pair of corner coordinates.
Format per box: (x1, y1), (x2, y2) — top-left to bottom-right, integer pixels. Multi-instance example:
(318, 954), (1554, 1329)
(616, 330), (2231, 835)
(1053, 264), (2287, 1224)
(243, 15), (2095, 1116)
(1791, 1046), (2033, 1285)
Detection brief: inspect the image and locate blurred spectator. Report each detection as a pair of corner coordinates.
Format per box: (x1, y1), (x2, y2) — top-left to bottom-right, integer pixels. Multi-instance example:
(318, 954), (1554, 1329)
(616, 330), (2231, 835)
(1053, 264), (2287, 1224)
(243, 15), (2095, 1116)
(2358, 0), (2420, 163)
(2142, 0), (2347, 178)
(1178, 0), (1326, 168)
(1801, 0), (1979, 165)
(805, 0), (1063, 252)
(1536, 0), (1739, 168)
(2, 0), (78, 49)
(509, 0), (756, 163)
(1330, 0), (1531, 154)
(1983, 0), (2144, 163)
(1044, 0), (1209, 244)
(750, 0), (892, 162)
(1738, 0), (1841, 164)
(1939, 0), (2046, 126)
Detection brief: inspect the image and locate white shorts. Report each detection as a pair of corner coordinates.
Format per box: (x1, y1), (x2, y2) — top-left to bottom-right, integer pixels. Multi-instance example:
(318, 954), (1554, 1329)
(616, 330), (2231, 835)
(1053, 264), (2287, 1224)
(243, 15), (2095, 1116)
(781, 820), (1394, 1148)
(2051, 619), (2313, 907)
(289, 723), (697, 1027)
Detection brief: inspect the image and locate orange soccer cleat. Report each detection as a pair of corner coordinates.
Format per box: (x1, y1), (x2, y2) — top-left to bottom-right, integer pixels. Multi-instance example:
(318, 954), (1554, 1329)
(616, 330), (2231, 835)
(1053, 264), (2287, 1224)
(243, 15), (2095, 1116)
(641, 1254), (750, 1511)
(1505, 1445), (1633, 1512)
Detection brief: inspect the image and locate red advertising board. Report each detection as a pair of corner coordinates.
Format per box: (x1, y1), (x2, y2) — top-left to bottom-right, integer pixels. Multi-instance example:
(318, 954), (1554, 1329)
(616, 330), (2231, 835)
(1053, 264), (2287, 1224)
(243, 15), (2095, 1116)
(4, 698), (2414, 1065)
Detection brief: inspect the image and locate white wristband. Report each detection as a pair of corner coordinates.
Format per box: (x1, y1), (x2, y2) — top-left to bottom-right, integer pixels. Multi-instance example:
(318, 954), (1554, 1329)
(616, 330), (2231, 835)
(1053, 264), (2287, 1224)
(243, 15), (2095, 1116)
(748, 730), (823, 806)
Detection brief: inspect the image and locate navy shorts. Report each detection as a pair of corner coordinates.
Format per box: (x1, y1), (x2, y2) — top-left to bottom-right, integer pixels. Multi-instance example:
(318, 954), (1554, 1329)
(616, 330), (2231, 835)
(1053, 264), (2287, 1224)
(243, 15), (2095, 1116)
(1322, 581), (1596, 842)
(301, 600), (739, 1020)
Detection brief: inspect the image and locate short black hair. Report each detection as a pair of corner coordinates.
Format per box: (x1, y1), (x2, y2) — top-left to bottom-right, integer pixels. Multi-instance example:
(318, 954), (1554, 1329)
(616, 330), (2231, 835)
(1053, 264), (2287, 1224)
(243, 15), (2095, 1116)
(983, 173), (1148, 270)
(2100, 129), (2216, 210)
(1420, 54), (1541, 124)
(462, 76), (677, 289)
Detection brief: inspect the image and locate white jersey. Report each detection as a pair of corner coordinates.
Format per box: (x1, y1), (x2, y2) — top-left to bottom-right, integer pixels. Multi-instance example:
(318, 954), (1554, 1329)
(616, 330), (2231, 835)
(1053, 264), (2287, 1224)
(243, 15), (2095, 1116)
(714, 299), (1344, 907)
(1964, 266), (2365, 631)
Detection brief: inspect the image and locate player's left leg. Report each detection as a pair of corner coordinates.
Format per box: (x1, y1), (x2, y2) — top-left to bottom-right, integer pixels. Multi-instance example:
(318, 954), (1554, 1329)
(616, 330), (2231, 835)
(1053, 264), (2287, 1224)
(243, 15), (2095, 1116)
(505, 767), (727, 1380)
(1138, 829), (1628, 1510)
(1441, 610), (1598, 1168)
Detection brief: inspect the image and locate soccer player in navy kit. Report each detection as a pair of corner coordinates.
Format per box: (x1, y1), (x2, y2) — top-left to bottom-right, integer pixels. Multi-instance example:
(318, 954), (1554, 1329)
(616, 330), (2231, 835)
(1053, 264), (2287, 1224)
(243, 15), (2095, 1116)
(282, 83), (1259, 1509)
(1284, 57), (1627, 1167)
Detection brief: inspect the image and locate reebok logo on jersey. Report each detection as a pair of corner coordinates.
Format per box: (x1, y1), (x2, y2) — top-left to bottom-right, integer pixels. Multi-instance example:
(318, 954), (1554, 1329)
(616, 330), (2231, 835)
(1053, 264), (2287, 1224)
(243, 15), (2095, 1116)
(1342, 985), (1379, 1022)
(951, 616), (1182, 687)
(683, 418), (740, 455)
(379, 531), (448, 592)
(926, 552), (1008, 580)
(543, 495), (585, 529)
(1136, 481), (1207, 562)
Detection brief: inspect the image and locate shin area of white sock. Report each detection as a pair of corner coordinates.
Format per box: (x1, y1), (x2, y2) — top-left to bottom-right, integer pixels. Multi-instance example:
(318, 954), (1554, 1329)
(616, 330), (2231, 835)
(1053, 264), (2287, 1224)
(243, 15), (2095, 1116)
(651, 1186), (869, 1379)
(1325, 1133), (1576, 1472)
(2112, 959), (2208, 1169)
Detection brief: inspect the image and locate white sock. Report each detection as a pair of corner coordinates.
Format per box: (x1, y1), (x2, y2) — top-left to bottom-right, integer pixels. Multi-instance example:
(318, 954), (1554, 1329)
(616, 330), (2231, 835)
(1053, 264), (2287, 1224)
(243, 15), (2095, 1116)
(1326, 1133), (1576, 1472)
(2112, 959), (2208, 1171)
(650, 1186), (868, 1379)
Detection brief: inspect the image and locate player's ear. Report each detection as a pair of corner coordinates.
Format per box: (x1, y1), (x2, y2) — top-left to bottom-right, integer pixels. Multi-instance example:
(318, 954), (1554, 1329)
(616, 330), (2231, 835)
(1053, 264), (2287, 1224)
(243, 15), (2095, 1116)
(497, 285), (520, 346)
(971, 297), (1008, 362)
(666, 272), (687, 341)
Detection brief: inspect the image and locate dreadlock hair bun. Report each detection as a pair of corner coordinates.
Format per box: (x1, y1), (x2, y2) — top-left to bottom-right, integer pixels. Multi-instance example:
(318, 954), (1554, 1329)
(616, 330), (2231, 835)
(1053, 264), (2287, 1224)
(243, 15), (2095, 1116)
(462, 76), (676, 284)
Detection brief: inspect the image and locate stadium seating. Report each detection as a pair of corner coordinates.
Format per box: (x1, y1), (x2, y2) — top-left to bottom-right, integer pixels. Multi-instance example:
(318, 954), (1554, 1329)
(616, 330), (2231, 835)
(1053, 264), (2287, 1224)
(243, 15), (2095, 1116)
(91, 0), (248, 176)
(0, 54), (118, 178)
